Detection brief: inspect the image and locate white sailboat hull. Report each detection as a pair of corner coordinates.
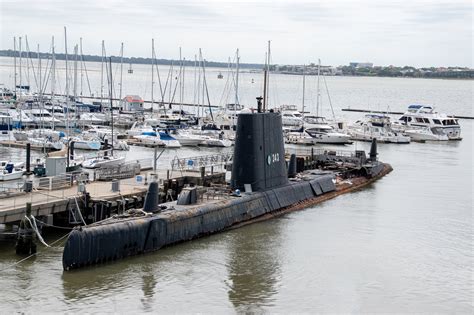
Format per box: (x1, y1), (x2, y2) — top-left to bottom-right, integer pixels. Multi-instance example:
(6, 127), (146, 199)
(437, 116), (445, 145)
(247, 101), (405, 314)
(82, 156), (126, 169)
(0, 170), (24, 181)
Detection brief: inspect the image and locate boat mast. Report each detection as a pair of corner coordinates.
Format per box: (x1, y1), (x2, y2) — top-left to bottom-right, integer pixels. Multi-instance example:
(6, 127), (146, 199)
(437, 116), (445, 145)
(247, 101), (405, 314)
(263, 53), (267, 112)
(37, 44), (43, 130)
(302, 64), (306, 115)
(109, 57), (114, 154)
(74, 44), (78, 123)
(100, 40), (105, 101)
(193, 54), (199, 117)
(119, 42), (123, 100)
(13, 37), (17, 100)
(79, 38), (84, 99)
(19, 37), (22, 93)
(179, 46), (182, 110)
(263, 40), (271, 111)
(151, 38), (155, 112)
(181, 58), (186, 112)
(25, 36), (31, 88)
(64, 27), (70, 137)
(235, 48), (240, 106)
(316, 58), (321, 117)
(51, 36), (56, 130)
(266, 40), (271, 110)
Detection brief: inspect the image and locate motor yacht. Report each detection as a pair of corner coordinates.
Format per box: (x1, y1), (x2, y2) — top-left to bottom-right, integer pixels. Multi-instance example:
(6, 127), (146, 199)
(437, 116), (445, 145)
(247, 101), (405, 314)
(403, 126), (449, 141)
(304, 116), (352, 144)
(349, 114), (410, 144)
(395, 104), (462, 140)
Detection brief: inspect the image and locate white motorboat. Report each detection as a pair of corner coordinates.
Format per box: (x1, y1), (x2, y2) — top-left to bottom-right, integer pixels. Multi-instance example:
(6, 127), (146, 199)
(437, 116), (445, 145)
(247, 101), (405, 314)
(394, 104), (462, 140)
(172, 130), (206, 146)
(24, 108), (62, 127)
(82, 155), (126, 169)
(201, 136), (232, 147)
(158, 132), (181, 148)
(126, 121), (156, 137)
(133, 135), (164, 146)
(403, 127), (449, 141)
(0, 161), (25, 169)
(279, 105), (304, 127)
(349, 114), (410, 144)
(28, 137), (65, 150)
(187, 126), (233, 147)
(70, 137), (102, 150)
(0, 162), (25, 181)
(0, 169), (24, 181)
(304, 116), (352, 144)
(285, 129), (317, 145)
(78, 113), (105, 125)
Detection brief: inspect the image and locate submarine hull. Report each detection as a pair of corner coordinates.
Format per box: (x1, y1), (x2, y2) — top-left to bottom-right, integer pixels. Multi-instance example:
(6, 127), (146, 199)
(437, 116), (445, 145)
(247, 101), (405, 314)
(63, 175), (336, 270)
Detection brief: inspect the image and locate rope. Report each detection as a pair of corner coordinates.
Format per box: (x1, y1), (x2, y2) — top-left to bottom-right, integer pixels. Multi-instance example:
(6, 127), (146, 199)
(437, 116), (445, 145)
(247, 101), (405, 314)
(25, 215), (50, 247)
(34, 217), (73, 230)
(0, 231), (70, 272)
(73, 196), (87, 226)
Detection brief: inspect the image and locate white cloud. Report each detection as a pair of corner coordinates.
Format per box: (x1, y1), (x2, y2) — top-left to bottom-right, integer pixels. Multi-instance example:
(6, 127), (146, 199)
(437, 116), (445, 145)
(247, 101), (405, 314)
(0, 0), (472, 67)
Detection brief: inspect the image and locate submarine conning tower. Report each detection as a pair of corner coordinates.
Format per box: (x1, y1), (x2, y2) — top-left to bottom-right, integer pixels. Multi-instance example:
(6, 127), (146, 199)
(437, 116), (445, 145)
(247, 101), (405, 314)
(231, 99), (288, 192)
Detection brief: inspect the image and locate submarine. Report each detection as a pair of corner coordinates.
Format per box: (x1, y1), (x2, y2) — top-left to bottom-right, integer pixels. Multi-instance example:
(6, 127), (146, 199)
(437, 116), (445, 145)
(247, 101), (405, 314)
(62, 99), (392, 270)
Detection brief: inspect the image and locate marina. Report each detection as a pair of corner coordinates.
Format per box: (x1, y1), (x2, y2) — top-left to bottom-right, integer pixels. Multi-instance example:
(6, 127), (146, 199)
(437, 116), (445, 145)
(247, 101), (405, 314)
(0, 17), (472, 313)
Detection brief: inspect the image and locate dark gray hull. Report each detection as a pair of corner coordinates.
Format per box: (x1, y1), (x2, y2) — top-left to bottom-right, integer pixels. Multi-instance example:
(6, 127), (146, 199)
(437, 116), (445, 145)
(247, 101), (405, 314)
(62, 175), (336, 270)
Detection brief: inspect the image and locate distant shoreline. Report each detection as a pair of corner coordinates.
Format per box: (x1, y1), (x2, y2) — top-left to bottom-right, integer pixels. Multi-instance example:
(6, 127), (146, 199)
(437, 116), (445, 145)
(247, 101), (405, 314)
(0, 51), (472, 80)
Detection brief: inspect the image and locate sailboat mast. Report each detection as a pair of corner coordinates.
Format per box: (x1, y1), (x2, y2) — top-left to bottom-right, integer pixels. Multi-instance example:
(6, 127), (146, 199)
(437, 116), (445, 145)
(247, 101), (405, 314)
(193, 54), (198, 116)
(79, 38), (84, 98)
(263, 52), (267, 112)
(151, 38), (155, 111)
(64, 27), (70, 137)
(235, 48), (240, 106)
(25, 35), (31, 87)
(119, 42), (123, 100)
(316, 58), (321, 117)
(19, 37), (22, 92)
(74, 44), (78, 119)
(302, 64), (306, 115)
(266, 40), (271, 110)
(100, 40), (104, 100)
(109, 57), (114, 154)
(38, 44), (43, 130)
(51, 36), (56, 129)
(13, 37), (17, 99)
(179, 47), (182, 108)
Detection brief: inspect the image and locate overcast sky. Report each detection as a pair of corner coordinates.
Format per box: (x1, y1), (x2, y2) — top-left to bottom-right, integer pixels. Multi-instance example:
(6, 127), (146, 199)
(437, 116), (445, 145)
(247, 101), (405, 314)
(0, 0), (472, 67)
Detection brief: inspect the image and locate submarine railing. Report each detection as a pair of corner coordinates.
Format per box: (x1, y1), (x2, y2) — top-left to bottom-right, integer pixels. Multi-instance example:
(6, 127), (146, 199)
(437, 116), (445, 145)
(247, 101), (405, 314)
(285, 147), (357, 158)
(170, 153), (233, 171)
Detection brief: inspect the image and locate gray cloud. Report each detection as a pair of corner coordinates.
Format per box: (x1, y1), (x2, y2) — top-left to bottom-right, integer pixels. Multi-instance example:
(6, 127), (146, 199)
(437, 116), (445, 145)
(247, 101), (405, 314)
(0, 0), (472, 67)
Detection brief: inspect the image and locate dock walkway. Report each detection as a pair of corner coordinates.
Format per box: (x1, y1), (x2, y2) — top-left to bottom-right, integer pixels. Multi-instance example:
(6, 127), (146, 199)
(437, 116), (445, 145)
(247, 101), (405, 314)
(0, 176), (148, 224)
(0, 167), (226, 224)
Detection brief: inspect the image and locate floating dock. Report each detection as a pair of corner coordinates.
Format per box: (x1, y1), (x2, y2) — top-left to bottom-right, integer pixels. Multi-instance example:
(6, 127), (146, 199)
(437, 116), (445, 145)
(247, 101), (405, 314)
(0, 140), (58, 152)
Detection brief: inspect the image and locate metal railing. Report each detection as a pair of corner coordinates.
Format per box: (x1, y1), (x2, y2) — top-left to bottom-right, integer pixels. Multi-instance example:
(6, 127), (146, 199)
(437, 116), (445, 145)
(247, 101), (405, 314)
(37, 174), (74, 191)
(171, 153), (233, 171)
(95, 161), (141, 181)
(285, 147), (357, 158)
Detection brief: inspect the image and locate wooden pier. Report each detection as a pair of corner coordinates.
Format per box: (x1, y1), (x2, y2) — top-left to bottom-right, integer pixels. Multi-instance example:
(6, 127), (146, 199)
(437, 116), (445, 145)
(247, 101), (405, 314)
(0, 140), (58, 152)
(0, 167), (226, 225)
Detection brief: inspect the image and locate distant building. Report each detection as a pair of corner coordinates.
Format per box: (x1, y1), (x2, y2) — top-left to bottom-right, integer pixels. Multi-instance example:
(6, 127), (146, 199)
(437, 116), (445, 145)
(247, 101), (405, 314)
(120, 95), (144, 111)
(350, 62), (374, 68)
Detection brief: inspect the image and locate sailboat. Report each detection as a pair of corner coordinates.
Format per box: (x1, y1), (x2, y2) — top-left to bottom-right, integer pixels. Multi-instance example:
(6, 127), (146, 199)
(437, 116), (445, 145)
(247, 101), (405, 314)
(303, 59), (352, 145)
(83, 57), (126, 168)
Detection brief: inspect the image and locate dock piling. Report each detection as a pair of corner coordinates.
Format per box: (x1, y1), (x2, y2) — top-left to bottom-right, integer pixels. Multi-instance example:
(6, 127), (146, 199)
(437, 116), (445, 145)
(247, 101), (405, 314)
(25, 143), (31, 174)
